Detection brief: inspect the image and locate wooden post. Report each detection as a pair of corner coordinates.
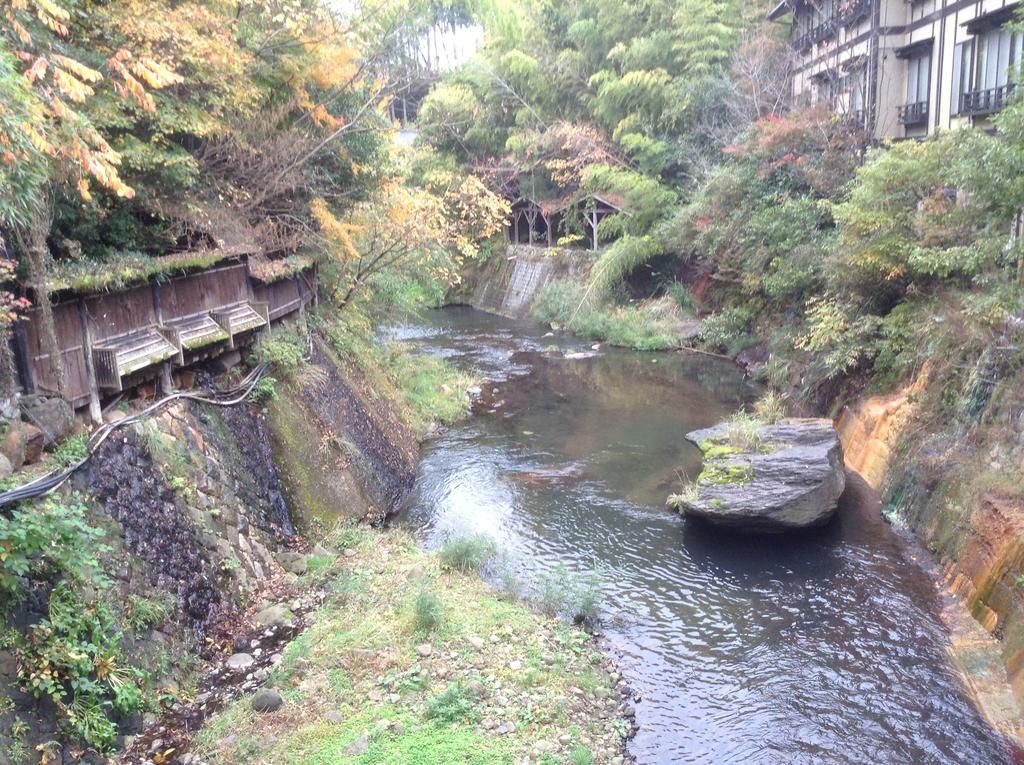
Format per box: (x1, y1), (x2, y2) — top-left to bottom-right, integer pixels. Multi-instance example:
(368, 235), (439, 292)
(77, 299), (102, 425)
(159, 362), (174, 395)
(591, 210), (599, 250)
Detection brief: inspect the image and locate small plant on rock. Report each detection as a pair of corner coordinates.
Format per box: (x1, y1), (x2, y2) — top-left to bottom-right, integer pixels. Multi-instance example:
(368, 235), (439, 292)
(753, 391), (786, 424)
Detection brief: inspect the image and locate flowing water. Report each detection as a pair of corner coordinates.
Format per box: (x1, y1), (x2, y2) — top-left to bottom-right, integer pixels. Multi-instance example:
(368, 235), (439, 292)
(389, 306), (1021, 765)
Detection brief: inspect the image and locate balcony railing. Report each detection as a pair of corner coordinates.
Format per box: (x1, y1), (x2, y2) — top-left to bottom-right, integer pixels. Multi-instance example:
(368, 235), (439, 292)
(838, 0), (871, 27)
(811, 19), (838, 44)
(897, 101), (929, 126)
(961, 84), (1014, 117)
(793, 19), (838, 51)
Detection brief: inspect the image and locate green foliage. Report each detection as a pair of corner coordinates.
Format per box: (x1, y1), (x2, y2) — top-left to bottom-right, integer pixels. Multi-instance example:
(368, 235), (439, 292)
(9, 582), (147, 751)
(124, 594), (168, 634)
(53, 433), (88, 467)
(568, 745), (594, 765)
(412, 588), (444, 634)
(722, 412), (764, 452)
(831, 133), (1006, 309)
(252, 326), (309, 379)
(439, 534), (496, 574)
(698, 305), (757, 355)
(532, 278), (682, 350)
(752, 391), (785, 424)
(590, 235), (662, 294)
(424, 682), (479, 725)
(251, 375), (279, 403)
(0, 497), (105, 600)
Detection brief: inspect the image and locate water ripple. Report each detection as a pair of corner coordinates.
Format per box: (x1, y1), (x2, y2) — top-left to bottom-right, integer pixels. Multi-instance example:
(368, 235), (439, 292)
(393, 307), (1018, 765)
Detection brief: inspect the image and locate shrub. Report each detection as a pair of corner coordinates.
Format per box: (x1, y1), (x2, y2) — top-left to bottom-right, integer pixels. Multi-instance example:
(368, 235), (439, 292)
(699, 305), (758, 355)
(412, 588), (443, 634)
(439, 534), (496, 574)
(424, 682), (479, 724)
(53, 433), (88, 466)
(10, 583), (147, 751)
(251, 324), (308, 378)
(667, 281), (699, 317)
(0, 496), (105, 599)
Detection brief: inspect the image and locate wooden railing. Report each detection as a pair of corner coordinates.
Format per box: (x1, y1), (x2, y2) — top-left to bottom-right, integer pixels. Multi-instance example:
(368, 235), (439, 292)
(897, 101), (929, 126)
(838, 0), (870, 27)
(961, 84), (1014, 117)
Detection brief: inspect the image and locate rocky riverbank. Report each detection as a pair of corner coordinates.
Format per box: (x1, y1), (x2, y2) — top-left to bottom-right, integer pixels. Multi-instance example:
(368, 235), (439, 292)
(183, 527), (635, 765)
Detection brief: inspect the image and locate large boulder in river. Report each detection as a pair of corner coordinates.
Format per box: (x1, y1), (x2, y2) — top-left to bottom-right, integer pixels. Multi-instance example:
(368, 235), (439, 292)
(669, 418), (845, 532)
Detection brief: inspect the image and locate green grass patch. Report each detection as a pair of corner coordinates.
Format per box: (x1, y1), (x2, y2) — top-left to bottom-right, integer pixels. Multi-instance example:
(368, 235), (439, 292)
(439, 534), (496, 573)
(191, 529), (624, 765)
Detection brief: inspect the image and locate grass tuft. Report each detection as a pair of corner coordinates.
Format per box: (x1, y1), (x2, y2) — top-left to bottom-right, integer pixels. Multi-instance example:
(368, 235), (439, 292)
(438, 534), (496, 574)
(412, 587), (443, 634)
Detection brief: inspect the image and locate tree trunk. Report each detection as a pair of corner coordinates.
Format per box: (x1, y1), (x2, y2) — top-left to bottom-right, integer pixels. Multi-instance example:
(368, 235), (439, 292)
(14, 202), (64, 397)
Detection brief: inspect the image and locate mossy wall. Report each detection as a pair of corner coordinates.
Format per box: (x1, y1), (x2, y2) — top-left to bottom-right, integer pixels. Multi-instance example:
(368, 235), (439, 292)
(266, 337), (419, 534)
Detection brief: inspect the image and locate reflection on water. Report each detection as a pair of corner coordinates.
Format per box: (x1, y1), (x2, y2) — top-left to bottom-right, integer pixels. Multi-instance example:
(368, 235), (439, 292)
(394, 307), (1019, 765)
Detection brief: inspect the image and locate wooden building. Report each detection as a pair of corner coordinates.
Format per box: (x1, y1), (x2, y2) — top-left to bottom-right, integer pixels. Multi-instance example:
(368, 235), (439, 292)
(507, 194), (626, 250)
(10, 253), (317, 421)
(769, 0), (1022, 140)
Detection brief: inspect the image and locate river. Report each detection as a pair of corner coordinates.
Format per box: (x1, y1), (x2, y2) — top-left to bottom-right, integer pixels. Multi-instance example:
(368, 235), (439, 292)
(388, 306), (1020, 765)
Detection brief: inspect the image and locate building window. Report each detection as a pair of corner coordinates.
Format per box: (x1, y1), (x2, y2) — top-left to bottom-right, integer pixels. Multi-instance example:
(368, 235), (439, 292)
(951, 40), (974, 116)
(962, 26), (1023, 116)
(899, 53), (931, 125)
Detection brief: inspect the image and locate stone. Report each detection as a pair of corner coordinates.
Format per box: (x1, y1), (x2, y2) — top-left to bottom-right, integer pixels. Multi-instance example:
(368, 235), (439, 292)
(20, 394), (74, 446)
(311, 543), (335, 558)
(225, 653), (255, 671)
(0, 454), (11, 480)
(467, 635), (485, 650)
(276, 551), (308, 575)
(251, 688), (283, 713)
(673, 418), (845, 533)
(254, 604), (295, 629)
(344, 733), (370, 756)
(415, 643), (433, 657)
(324, 710), (345, 724)
(2, 421), (43, 469)
(509, 660), (522, 671)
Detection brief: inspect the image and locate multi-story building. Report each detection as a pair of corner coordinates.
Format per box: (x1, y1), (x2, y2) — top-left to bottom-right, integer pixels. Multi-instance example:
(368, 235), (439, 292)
(769, 1), (1023, 139)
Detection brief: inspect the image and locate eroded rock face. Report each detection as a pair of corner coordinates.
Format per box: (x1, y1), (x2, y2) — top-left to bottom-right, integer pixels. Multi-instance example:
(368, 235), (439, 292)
(673, 418), (845, 532)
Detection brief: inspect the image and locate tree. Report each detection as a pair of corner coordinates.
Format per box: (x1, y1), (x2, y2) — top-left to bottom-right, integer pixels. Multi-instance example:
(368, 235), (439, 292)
(311, 170), (508, 308)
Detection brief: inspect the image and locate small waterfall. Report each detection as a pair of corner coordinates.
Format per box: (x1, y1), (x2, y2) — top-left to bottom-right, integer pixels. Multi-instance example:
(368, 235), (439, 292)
(469, 244), (587, 319)
(501, 252), (556, 317)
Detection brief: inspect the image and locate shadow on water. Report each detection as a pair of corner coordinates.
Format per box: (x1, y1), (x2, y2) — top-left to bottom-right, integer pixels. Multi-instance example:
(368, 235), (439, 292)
(390, 306), (1022, 765)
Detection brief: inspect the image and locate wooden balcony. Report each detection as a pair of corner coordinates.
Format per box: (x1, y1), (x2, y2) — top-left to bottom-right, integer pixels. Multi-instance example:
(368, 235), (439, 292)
(163, 313), (230, 353)
(93, 327), (180, 392)
(961, 85), (1014, 117)
(211, 301), (270, 348)
(838, 0), (870, 27)
(897, 101), (929, 126)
